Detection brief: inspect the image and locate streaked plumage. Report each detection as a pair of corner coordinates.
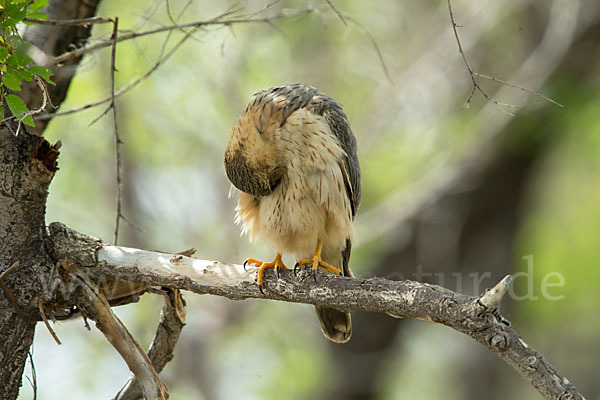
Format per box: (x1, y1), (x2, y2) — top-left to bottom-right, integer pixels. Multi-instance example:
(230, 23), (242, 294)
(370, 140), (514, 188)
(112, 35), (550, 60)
(224, 84), (361, 342)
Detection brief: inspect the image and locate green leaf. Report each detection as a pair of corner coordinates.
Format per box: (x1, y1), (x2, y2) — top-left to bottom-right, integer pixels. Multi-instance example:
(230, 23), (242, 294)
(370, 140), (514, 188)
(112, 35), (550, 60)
(0, 108), (4, 121)
(4, 3), (27, 24)
(2, 70), (22, 91)
(5, 35), (22, 48)
(25, 11), (48, 21)
(28, 65), (54, 85)
(6, 93), (34, 126)
(6, 48), (31, 68)
(0, 47), (8, 63)
(30, 0), (48, 12)
(13, 68), (32, 82)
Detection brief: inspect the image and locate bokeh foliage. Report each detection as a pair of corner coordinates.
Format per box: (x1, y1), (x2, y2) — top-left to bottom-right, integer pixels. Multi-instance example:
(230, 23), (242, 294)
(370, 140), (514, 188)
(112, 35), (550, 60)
(12, 0), (600, 398)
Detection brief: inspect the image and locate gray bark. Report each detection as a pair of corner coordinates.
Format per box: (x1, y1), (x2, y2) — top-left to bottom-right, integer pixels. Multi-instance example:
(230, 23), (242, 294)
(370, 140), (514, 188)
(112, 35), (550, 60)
(0, 124), (58, 399)
(0, 1), (100, 398)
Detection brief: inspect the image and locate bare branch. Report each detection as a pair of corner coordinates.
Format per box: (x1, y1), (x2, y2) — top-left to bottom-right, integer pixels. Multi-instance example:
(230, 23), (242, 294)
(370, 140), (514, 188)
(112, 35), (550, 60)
(72, 268), (168, 400)
(23, 16), (113, 26)
(473, 72), (564, 108)
(25, 350), (37, 400)
(114, 288), (186, 400)
(344, 15), (393, 84)
(37, 300), (61, 345)
(52, 7), (316, 66)
(35, 29), (193, 121)
(0, 261), (39, 321)
(447, 0), (561, 109)
(326, 0), (347, 26)
(109, 18), (123, 245)
(47, 222), (584, 400)
(478, 274), (512, 309)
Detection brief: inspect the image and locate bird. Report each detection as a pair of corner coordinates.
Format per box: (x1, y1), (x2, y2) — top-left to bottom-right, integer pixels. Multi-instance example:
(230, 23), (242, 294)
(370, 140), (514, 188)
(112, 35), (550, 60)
(224, 84), (361, 343)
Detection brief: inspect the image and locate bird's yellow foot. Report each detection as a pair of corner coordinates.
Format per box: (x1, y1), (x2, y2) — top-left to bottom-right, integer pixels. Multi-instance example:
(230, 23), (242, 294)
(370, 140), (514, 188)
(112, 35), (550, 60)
(294, 239), (342, 282)
(244, 253), (288, 294)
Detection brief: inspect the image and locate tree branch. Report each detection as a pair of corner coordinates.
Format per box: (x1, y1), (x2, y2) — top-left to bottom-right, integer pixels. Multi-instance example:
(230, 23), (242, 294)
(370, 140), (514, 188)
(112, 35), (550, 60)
(46, 222), (583, 400)
(51, 7), (316, 66)
(114, 288), (186, 400)
(70, 266), (168, 400)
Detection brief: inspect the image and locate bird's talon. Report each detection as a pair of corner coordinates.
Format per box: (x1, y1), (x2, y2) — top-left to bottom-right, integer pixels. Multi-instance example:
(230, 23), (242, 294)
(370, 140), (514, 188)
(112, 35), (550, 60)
(243, 259), (249, 270)
(246, 254), (287, 292)
(312, 269), (317, 283)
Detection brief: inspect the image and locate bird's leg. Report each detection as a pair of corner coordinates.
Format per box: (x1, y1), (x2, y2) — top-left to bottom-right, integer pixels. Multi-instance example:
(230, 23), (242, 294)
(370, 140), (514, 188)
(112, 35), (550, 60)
(244, 253), (288, 294)
(294, 239), (342, 281)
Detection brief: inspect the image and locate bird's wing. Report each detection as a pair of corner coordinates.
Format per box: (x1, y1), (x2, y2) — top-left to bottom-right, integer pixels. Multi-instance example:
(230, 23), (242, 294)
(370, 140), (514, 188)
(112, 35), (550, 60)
(307, 89), (361, 279)
(312, 97), (362, 219)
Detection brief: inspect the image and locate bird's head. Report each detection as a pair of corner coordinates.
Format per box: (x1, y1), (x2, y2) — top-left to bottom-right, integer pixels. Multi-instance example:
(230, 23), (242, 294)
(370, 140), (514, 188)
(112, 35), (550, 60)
(224, 104), (286, 197)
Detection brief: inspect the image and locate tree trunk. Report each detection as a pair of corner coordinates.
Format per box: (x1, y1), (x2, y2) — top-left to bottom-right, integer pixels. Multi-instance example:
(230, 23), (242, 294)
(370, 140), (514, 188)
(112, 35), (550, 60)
(0, 1), (101, 398)
(0, 125), (58, 399)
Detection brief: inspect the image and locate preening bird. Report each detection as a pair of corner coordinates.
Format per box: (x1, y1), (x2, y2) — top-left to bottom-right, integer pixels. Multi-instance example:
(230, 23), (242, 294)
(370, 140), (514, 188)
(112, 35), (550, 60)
(224, 84), (361, 343)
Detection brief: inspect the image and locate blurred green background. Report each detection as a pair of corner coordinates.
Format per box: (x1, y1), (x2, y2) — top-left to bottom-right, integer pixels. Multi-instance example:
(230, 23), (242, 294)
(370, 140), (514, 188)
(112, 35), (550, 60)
(18, 0), (600, 399)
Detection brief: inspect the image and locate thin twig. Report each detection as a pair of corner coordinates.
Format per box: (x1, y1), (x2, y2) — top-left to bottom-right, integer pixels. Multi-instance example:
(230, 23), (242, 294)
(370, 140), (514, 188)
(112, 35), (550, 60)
(0, 261), (39, 320)
(34, 29), (195, 121)
(38, 300), (62, 345)
(165, 0), (199, 37)
(326, 0), (347, 26)
(473, 72), (564, 108)
(53, 7), (315, 65)
(23, 16), (113, 26)
(25, 349), (37, 400)
(109, 18), (123, 245)
(345, 16), (393, 84)
(2, 76), (50, 135)
(447, 0), (561, 110)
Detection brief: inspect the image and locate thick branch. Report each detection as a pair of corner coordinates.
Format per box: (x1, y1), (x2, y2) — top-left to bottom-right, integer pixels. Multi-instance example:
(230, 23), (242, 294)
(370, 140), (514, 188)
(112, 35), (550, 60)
(47, 222), (582, 400)
(114, 288), (186, 400)
(71, 269), (168, 400)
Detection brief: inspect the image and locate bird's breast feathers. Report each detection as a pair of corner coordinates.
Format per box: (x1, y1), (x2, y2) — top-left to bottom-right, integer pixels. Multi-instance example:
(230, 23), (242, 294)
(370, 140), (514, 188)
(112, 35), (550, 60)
(234, 108), (354, 259)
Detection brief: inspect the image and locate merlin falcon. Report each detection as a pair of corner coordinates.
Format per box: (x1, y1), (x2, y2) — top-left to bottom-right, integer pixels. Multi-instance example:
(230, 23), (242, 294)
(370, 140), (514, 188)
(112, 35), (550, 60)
(224, 84), (361, 343)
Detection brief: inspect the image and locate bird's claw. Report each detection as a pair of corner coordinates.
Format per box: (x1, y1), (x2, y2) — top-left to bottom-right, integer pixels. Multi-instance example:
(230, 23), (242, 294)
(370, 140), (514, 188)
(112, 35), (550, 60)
(245, 254), (288, 294)
(294, 257), (341, 278)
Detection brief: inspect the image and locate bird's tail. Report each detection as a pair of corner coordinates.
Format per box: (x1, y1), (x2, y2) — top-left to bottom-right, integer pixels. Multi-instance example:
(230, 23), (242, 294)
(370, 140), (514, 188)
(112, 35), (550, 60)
(314, 305), (352, 343)
(315, 238), (353, 343)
